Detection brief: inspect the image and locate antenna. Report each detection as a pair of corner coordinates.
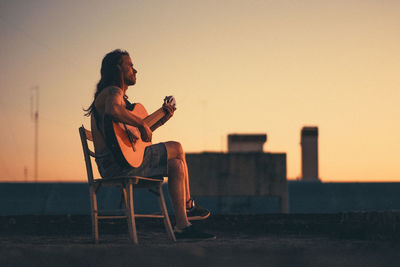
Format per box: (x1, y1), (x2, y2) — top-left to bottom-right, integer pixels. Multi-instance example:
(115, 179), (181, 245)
(24, 166), (28, 182)
(201, 100), (207, 151)
(31, 86), (39, 182)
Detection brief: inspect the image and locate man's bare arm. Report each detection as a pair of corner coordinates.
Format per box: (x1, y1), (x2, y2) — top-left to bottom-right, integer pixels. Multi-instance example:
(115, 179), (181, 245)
(151, 103), (176, 131)
(104, 86), (152, 141)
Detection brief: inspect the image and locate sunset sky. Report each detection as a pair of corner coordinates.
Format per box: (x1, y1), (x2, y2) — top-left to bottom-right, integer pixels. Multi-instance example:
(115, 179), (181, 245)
(0, 0), (399, 182)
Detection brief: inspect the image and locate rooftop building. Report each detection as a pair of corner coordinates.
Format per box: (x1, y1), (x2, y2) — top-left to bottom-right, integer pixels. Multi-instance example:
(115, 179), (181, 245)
(228, 134), (267, 152)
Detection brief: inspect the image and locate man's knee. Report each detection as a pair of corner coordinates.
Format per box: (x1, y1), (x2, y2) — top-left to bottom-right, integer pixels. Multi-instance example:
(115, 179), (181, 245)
(165, 141), (184, 160)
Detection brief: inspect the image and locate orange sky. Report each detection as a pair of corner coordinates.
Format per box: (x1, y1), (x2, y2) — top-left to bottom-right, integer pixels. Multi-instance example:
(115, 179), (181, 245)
(0, 0), (399, 182)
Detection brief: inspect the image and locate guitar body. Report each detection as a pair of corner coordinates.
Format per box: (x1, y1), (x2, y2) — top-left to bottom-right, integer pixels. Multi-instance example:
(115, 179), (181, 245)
(104, 96), (175, 169)
(106, 103), (151, 168)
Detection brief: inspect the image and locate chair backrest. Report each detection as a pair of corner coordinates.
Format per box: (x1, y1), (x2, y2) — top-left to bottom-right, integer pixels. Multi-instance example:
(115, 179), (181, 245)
(79, 125), (96, 184)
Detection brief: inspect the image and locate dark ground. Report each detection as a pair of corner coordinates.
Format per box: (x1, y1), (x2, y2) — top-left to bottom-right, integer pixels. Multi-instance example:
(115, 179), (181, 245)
(1, 213), (400, 267)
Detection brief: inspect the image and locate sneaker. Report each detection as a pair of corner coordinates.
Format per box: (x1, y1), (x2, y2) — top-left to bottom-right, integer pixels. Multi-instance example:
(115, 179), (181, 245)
(186, 199), (210, 220)
(174, 225), (216, 240)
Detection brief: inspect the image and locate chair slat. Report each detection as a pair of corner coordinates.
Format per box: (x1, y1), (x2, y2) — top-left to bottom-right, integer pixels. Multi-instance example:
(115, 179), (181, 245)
(135, 214), (164, 218)
(94, 176), (164, 183)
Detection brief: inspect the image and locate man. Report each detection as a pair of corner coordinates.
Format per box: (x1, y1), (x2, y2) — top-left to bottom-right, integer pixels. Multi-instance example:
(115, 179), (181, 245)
(85, 49), (215, 240)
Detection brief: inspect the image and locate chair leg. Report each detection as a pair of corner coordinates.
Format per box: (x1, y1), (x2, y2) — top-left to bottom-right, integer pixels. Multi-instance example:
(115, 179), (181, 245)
(124, 182), (138, 244)
(89, 186), (99, 244)
(157, 184), (176, 242)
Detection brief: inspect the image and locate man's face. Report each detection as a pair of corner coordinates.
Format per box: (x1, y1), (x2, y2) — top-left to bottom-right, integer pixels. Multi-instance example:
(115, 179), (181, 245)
(120, 55), (137, 86)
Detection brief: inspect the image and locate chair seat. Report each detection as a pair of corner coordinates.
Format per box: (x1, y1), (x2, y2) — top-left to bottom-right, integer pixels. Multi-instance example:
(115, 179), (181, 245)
(92, 176), (164, 187)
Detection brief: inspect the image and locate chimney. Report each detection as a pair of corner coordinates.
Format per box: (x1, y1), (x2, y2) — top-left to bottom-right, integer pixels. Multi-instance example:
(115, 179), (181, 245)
(301, 127), (319, 181)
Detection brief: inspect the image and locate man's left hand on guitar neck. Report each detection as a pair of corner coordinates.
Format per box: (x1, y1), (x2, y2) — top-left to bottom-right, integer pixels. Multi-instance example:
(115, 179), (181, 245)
(160, 102), (176, 125)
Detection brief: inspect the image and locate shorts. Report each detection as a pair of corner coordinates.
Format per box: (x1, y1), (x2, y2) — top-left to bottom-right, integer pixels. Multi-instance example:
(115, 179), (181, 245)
(96, 143), (168, 180)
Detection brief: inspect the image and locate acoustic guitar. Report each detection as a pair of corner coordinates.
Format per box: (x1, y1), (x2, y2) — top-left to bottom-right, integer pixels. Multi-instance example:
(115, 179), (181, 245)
(104, 96), (176, 168)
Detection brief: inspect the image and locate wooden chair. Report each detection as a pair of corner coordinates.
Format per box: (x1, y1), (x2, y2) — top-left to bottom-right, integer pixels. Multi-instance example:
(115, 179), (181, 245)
(78, 126), (176, 244)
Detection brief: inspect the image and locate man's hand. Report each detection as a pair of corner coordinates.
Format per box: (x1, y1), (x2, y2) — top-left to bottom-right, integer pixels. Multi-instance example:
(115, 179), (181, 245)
(161, 102), (176, 124)
(126, 129), (139, 144)
(139, 122), (152, 142)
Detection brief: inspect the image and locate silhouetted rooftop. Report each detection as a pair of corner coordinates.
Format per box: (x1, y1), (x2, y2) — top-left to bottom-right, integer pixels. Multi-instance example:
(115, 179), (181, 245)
(228, 134), (267, 142)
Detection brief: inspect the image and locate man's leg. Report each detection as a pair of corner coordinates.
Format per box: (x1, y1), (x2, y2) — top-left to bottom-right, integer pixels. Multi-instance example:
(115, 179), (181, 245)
(181, 152), (192, 207)
(165, 141), (192, 203)
(165, 141), (190, 229)
(164, 141), (215, 240)
(165, 141), (210, 221)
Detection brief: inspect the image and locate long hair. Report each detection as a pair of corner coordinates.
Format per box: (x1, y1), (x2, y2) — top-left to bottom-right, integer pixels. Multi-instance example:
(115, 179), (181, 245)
(84, 49), (130, 116)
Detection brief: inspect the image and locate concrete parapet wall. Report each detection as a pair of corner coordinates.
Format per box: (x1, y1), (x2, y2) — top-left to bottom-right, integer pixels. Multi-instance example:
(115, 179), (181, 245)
(186, 152), (288, 213)
(289, 181), (400, 213)
(1, 182), (400, 215)
(0, 183), (164, 216)
(186, 152), (287, 197)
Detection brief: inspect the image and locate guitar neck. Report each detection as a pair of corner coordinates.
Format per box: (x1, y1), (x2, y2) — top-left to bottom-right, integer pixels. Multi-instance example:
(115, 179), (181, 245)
(144, 107), (166, 131)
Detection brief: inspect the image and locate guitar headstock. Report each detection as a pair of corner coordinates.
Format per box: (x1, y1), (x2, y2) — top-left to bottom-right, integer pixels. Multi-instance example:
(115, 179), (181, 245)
(163, 95), (176, 108)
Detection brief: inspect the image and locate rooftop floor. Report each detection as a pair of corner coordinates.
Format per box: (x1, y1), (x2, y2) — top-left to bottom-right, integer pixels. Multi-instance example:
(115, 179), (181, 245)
(1, 213), (400, 267)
